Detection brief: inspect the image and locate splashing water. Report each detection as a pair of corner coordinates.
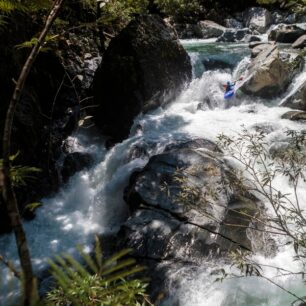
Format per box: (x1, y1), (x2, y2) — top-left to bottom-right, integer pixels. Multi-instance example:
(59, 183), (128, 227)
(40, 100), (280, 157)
(1, 40), (306, 305)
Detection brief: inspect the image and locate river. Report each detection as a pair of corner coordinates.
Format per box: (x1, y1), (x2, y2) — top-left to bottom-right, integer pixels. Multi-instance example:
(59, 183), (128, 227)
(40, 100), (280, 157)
(0, 39), (305, 305)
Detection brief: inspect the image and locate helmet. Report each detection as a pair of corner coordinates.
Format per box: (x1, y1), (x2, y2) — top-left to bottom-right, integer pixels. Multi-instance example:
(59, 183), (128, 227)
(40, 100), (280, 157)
(227, 81), (231, 85)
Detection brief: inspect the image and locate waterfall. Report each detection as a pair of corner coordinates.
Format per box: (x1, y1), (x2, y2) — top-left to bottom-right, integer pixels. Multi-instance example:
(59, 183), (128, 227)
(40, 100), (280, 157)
(1, 39), (306, 306)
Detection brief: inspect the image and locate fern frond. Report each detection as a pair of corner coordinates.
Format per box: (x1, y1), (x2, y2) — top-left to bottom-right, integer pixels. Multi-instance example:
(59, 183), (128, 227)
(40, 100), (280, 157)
(76, 244), (99, 274)
(45, 237), (151, 305)
(0, 0), (25, 12)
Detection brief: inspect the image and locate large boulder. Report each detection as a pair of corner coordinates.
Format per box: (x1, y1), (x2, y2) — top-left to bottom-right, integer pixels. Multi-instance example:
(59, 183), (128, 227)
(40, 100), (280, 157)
(243, 7), (273, 34)
(268, 23), (306, 43)
(0, 7), (101, 233)
(217, 28), (252, 42)
(292, 35), (306, 49)
(119, 139), (264, 301)
(239, 44), (304, 98)
(122, 139), (262, 259)
(198, 20), (226, 38)
(280, 80), (306, 111)
(93, 15), (192, 142)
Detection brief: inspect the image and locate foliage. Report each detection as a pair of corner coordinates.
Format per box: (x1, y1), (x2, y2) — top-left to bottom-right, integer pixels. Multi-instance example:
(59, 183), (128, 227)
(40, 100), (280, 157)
(256, 0), (306, 14)
(0, 0), (51, 13)
(217, 128), (306, 302)
(45, 236), (151, 305)
(154, 0), (202, 22)
(0, 152), (41, 190)
(97, 0), (149, 30)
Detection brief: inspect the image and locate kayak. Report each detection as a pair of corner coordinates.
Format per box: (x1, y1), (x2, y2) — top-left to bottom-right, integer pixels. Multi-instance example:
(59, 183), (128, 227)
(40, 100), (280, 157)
(224, 89), (235, 100)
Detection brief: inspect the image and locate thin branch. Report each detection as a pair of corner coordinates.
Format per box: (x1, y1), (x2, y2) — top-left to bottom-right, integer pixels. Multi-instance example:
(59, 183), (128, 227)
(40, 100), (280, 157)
(2, 1), (65, 304)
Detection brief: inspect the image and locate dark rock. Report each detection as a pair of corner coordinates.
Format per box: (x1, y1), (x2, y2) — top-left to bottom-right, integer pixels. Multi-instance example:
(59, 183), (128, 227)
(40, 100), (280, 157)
(239, 45), (304, 98)
(280, 81), (306, 111)
(284, 13), (306, 24)
(271, 10), (287, 24)
(281, 111), (306, 121)
(268, 23), (306, 43)
(225, 18), (243, 29)
(0, 5), (101, 233)
(173, 23), (203, 39)
(202, 57), (236, 71)
(93, 15), (192, 142)
(121, 139), (263, 264)
(117, 139), (267, 304)
(61, 152), (93, 182)
(292, 35), (306, 49)
(243, 34), (261, 43)
(217, 28), (252, 42)
(243, 7), (273, 34)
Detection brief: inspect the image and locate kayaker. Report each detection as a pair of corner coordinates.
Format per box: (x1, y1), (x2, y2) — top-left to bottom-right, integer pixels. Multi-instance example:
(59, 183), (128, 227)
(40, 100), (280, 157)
(224, 81), (235, 93)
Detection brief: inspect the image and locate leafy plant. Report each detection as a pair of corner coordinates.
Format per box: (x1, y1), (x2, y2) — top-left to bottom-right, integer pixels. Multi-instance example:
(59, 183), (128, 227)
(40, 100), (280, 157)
(97, 0), (149, 31)
(154, 0), (202, 22)
(257, 0), (306, 14)
(45, 236), (151, 305)
(0, 152), (41, 191)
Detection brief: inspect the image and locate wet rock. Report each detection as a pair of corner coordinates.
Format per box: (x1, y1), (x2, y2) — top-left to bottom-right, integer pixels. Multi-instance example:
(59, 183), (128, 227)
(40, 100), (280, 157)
(198, 20), (226, 38)
(271, 10), (286, 24)
(61, 152), (93, 182)
(250, 43), (271, 58)
(173, 23), (203, 39)
(121, 139), (263, 264)
(243, 34), (261, 43)
(0, 4), (102, 233)
(280, 80), (306, 111)
(217, 28), (252, 42)
(243, 7), (273, 34)
(292, 35), (306, 49)
(249, 41), (271, 49)
(225, 18), (243, 29)
(284, 13), (306, 24)
(268, 23), (306, 43)
(239, 45), (304, 98)
(281, 111), (306, 121)
(202, 57), (236, 71)
(93, 15), (192, 142)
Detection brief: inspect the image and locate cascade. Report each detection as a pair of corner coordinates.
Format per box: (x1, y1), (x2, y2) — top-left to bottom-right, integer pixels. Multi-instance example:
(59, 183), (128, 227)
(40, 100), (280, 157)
(1, 39), (306, 306)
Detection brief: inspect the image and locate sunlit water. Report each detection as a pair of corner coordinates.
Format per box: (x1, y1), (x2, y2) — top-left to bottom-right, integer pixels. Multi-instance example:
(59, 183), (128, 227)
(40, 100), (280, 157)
(1, 40), (306, 305)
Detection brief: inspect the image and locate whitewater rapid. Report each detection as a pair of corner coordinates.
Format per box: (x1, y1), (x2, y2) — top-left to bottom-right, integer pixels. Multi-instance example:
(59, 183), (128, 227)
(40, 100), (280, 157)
(0, 40), (306, 305)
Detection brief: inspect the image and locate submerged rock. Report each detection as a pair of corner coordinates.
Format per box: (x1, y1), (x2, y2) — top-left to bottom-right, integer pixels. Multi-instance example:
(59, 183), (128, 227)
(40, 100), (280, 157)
(239, 44), (304, 98)
(268, 23), (306, 43)
(217, 28), (252, 42)
(280, 80), (306, 111)
(243, 7), (273, 34)
(93, 15), (192, 142)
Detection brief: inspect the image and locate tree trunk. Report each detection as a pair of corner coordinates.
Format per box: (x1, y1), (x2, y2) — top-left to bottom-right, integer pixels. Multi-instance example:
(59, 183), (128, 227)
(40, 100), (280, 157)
(1, 1), (64, 305)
